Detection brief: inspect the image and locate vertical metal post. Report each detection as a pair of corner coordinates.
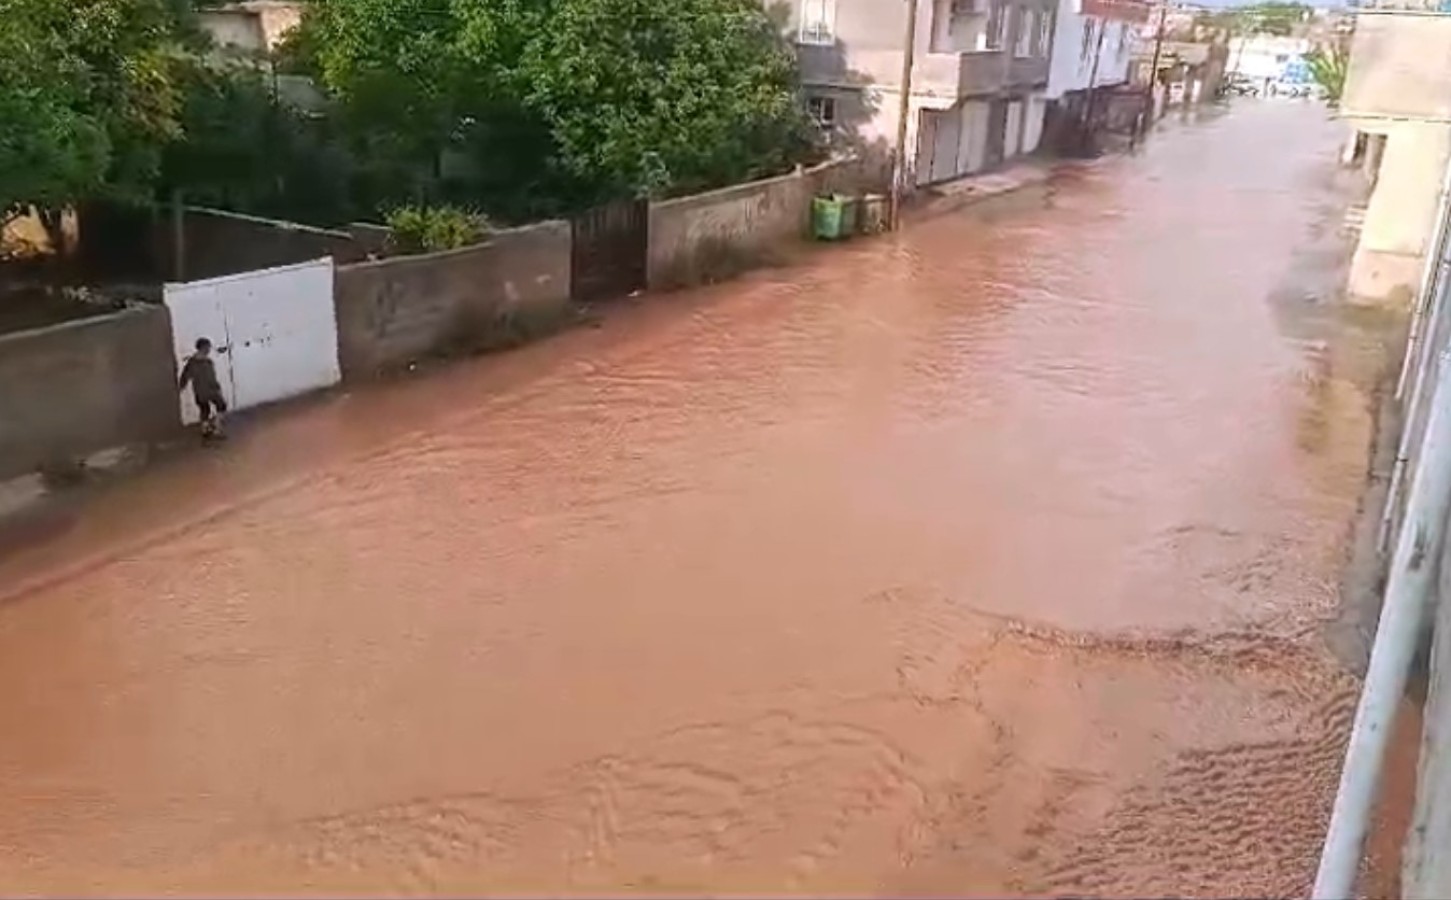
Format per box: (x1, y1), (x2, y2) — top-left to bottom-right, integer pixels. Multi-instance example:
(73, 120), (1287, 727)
(1378, 151), (1451, 553)
(889, 0), (921, 230)
(1144, 2), (1168, 128)
(1397, 152), (1451, 402)
(170, 188), (186, 284)
(1315, 352), (1451, 900)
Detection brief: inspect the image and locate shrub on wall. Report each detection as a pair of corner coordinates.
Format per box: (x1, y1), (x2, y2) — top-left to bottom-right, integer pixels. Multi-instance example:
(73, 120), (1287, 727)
(385, 205), (489, 255)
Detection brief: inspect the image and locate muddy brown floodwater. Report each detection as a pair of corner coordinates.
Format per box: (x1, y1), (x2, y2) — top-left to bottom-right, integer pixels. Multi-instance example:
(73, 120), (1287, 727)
(0, 103), (1418, 896)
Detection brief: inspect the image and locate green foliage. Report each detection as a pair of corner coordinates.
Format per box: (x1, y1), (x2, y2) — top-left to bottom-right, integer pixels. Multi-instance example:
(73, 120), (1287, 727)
(522, 0), (818, 200)
(0, 0), (188, 219)
(298, 0), (818, 216)
(3, 0), (821, 235)
(1305, 42), (1349, 106)
(385, 204), (489, 254)
(1196, 2), (1310, 38)
(158, 61), (357, 224)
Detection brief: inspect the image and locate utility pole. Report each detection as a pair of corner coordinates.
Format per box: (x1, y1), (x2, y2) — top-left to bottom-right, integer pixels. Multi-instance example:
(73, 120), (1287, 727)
(1147, 3), (1167, 93)
(1140, 3), (1168, 140)
(889, 0), (921, 230)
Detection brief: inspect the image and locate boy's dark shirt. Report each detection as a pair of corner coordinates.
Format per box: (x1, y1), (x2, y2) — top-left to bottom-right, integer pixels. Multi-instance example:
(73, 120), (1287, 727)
(179, 355), (222, 401)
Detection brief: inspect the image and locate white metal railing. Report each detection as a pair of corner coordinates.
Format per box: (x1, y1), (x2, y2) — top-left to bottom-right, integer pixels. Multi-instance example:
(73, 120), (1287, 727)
(1314, 150), (1451, 899)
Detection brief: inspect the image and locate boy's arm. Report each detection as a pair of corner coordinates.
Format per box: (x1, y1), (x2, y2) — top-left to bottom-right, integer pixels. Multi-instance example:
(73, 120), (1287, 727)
(178, 356), (193, 390)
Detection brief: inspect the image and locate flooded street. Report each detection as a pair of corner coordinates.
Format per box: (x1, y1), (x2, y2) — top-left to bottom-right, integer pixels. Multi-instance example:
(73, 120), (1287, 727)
(0, 102), (1411, 895)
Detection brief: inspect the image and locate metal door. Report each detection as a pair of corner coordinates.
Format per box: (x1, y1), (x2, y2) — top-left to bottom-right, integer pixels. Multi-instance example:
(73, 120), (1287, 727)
(571, 199), (648, 302)
(985, 99), (1010, 168)
(165, 277), (237, 426)
(164, 258), (340, 423)
(223, 259), (339, 410)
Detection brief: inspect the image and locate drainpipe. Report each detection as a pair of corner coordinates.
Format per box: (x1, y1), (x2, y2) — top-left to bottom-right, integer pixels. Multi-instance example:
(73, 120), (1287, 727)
(1081, 14), (1110, 148)
(1397, 147), (1451, 402)
(1314, 347), (1451, 900)
(1379, 149), (1451, 554)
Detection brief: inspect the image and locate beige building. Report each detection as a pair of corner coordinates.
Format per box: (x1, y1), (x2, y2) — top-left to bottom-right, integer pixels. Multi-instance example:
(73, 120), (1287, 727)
(1341, 4), (1451, 303)
(781, 0), (1056, 187)
(196, 0), (304, 55)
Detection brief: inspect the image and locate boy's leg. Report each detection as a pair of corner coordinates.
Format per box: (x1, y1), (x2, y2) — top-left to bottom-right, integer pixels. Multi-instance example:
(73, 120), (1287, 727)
(197, 398), (218, 439)
(211, 396), (228, 436)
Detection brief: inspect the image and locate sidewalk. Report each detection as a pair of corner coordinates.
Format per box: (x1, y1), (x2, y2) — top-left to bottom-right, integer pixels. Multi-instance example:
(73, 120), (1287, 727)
(906, 159), (1056, 221)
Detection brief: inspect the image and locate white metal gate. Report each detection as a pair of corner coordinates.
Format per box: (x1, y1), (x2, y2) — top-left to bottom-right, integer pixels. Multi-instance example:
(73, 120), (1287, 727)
(164, 258), (340, 425)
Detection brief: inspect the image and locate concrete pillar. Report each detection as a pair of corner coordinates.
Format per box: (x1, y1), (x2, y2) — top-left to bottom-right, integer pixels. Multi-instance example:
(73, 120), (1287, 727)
(1349, 123), (1451, 305)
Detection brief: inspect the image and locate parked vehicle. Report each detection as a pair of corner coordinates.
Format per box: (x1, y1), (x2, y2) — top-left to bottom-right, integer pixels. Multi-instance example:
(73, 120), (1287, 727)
(1226, 75), (1260, 98)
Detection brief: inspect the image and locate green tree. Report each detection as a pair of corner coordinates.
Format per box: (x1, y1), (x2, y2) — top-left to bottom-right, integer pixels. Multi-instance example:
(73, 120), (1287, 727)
(290, 0), (817, 218)
(158, 61), (357, 224)
(1305, 41), (1349, 106)
(522, 0), (818, 200)
(0, 0), (188, 243)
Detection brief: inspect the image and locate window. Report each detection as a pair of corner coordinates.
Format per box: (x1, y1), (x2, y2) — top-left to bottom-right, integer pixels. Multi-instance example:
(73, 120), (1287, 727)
(985, 0), (1006, 49)
(798, 0), (837, 45)
(1031, 10), (1051, 56)
(1080, 18), (1097, 63)
(1016, 11), (1034, 57)
(807, 95), (838, 128)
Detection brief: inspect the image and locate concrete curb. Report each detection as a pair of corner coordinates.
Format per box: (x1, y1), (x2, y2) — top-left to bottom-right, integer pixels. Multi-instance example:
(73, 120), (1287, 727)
(906, 163), (1056, 223)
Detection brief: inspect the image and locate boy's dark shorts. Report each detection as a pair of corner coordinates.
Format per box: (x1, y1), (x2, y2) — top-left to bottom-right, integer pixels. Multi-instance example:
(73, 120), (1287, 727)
(197, 394), (228, 421)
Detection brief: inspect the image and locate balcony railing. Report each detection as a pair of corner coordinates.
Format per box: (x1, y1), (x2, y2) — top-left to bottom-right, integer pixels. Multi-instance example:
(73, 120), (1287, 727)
(1006, 54), (1049, 87)
(958, 50), (1008, 95)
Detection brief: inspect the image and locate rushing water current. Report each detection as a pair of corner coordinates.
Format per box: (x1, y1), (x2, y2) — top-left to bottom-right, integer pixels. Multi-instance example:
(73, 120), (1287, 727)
(0, 102), (1415, 896)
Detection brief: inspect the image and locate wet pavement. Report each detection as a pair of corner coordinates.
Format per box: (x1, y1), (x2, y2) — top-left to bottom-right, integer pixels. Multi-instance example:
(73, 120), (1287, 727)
(0, 102), (1413, 896)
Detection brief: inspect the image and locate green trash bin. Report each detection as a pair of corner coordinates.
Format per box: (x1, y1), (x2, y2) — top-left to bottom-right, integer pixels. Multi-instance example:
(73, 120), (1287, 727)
(813, 195), (846, 241)
(839, 195), (859, 237)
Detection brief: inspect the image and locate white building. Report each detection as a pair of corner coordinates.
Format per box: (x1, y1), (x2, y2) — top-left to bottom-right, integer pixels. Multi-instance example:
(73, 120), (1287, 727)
(1228, 34), (1311, 92)
(1046, 0), (1138, 100)
(1042, 0), (1150, 152)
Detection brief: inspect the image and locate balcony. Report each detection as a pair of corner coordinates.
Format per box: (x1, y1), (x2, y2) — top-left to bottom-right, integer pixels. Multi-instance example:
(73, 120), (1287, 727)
(795, 42), (1044, 101)
(1006, 54), (1049, 88)
(916, 49), (1021, 98)
(959, 50), (1008, 95)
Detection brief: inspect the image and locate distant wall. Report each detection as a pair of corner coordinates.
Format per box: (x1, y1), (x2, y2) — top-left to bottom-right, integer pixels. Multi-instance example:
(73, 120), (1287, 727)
(334, 221), (572, 378)
(346, 223), (393, 258)
(76, 204), (366, 284)
(0, 306), (178, 480)
(163, 208), (365, 282)
(646, 159), (872, 292)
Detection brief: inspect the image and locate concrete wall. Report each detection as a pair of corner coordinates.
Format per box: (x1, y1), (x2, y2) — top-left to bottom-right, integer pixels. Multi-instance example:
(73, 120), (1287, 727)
(0, 306), (178, 480)
(165, 208), (365, 283)
(1348, 121), (1451, 304)
(333, 221), (571, 378)
(643, 159), (876, 292)
(1343, 13), (1451, 123)
(647, 170), (811, 290)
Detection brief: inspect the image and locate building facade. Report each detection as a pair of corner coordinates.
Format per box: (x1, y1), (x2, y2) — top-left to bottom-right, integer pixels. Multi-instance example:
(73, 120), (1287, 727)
(781, 0), (1056, 187)
(1340, 4), (1451, 303)
(196, 0), (304, 55)
(1043, 0), (1152, 151)
(1227, 34), (1311, 94)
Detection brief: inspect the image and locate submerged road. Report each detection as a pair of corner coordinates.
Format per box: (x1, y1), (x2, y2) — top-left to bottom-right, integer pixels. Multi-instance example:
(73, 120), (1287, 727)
(0, 102), (1412, 895)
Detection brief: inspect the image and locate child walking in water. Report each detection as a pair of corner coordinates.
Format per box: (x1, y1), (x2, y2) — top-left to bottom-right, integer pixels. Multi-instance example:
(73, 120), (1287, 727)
(178, 337), (227, 441)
